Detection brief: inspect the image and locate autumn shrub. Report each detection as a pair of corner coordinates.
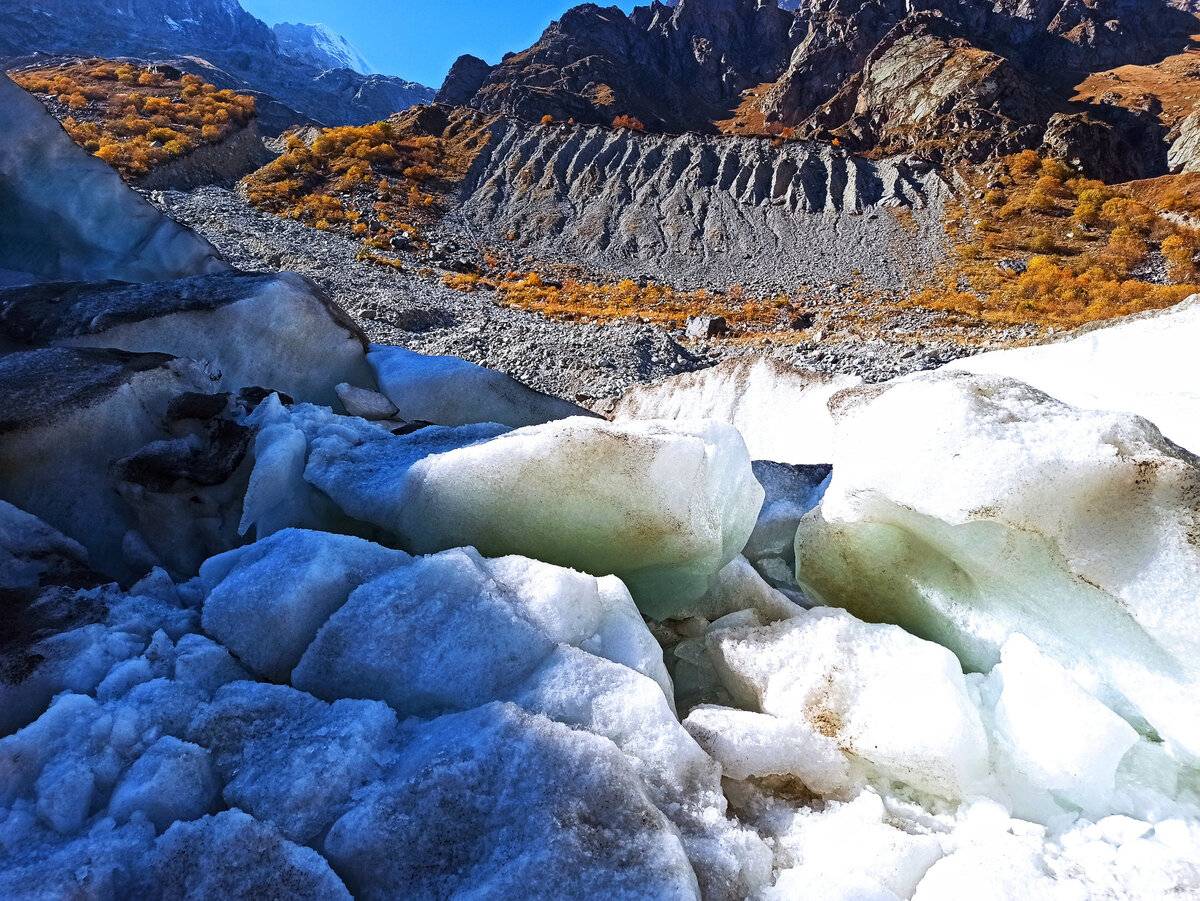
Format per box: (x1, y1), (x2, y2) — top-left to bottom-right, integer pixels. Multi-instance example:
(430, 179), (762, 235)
(612, 114), (646, 132)
(13, 60), (256, 179)
(906, 151), (1200, 329)
(241, 108), (491, 249)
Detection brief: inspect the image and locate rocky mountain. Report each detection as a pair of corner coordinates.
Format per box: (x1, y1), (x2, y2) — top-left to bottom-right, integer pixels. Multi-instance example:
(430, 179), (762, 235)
(271, 22), (373, 75)
(457, 116), (949, 290)
(0, 0), (434, 125)
(443, 0), (1200, 179)
(451, 0), (795, 132)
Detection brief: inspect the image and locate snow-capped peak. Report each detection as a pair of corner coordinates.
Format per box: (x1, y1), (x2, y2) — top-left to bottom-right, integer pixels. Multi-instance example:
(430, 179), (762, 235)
(272, 22), (374, 75)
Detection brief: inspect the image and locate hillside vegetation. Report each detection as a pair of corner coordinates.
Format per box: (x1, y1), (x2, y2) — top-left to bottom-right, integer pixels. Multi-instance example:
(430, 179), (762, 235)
(911, 151), (1200, 329)
(13, 60), (256, 179)
(241, 105), (491, 251)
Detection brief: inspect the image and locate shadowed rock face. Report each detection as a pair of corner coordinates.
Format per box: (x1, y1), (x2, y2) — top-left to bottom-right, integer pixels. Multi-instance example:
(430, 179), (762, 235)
(445, 0), (796, 132)
(458, 117), (949, 289)
(436, 55), (495, 107)
(0, 74), (226, 287)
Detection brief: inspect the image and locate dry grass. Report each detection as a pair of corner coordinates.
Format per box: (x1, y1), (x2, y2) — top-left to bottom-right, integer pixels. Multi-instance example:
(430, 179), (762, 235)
(241, 106), (490, 249)
(443, 271), (801, 333)
(1073, 45), (1200, 129)
(905, 151), (1200, 328)
(13, 60), (255, 179)
(715, 82), (794, 138)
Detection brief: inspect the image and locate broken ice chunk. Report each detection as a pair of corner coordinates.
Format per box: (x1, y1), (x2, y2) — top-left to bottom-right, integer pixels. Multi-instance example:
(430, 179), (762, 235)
(367, 344), (593, 427)
(708, 607), (991, 801)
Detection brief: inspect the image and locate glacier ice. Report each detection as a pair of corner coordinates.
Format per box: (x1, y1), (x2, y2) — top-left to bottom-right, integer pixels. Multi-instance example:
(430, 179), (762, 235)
(249, 400), (764, 615)
(322, 702), (701, 901)
(983, 634), (1139, 819)
(154, 809), (351, 900)
(188, 682), (401, 845)
(611, 356), (860, 465)
(366, 416), (764, 615)
(0, 73), (225, 286)
(794, 371), (1200, 759)
(2, 274), (374, 406)
(947, 295), (1200, 453)
(0, 348), (212, 580)
(107, 736), (218, 833)
(708, 606), (991, 801)
(367, 344), (594, 427)
(200, 530), (410, 681)
(742, 460), (832, 590)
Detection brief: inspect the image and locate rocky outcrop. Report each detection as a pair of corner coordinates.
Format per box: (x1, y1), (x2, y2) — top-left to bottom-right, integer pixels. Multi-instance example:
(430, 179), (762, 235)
(436, 54), (494, 107)
(458, 118), (950, 289)
(804, 20), (1045, 163)
(1041, 109), (1169, 183)
(450, 0), (1196, 173)
(0, 73), (225, 287)
(1168, 109), (1200, 174)
(138, 121), (276, 192)
(0, 0), (434, 125)
(450, 0), (795, 132)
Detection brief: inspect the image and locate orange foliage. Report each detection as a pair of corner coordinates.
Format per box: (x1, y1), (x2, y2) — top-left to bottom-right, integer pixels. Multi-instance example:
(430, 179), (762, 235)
(242, 110), (491, 250)
(443, 271), (797, 334)
(611, 114), (646, 132)
(907, 152), (1200, 328)
(12, 60), (255, 179)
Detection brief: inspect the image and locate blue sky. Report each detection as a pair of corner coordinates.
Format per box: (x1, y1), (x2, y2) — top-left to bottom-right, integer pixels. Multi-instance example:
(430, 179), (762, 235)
(242, 0), (638, 88)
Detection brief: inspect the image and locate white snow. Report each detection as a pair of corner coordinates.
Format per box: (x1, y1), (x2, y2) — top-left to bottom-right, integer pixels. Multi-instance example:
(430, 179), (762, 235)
(946, 296), (1200, 453)
(611, 356), (860, 464)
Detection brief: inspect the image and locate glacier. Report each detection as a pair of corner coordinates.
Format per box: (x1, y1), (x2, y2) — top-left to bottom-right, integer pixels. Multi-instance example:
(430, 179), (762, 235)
(4, 78), (1200, 898)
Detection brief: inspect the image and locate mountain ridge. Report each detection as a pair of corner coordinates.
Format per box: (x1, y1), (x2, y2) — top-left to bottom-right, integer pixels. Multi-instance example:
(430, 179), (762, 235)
(0, 0), (434, 125)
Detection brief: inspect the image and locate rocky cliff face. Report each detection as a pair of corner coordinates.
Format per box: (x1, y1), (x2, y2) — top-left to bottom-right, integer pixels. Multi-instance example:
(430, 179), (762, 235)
(0, 0), (434, 125)
(456, 117), (949, 290)
(445, 0), (1200, 179)
(446, 0), (796, 132)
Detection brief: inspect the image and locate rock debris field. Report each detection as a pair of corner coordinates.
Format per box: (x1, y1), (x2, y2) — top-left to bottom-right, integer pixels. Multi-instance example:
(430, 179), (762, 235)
(3, 69), (1200, 899)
